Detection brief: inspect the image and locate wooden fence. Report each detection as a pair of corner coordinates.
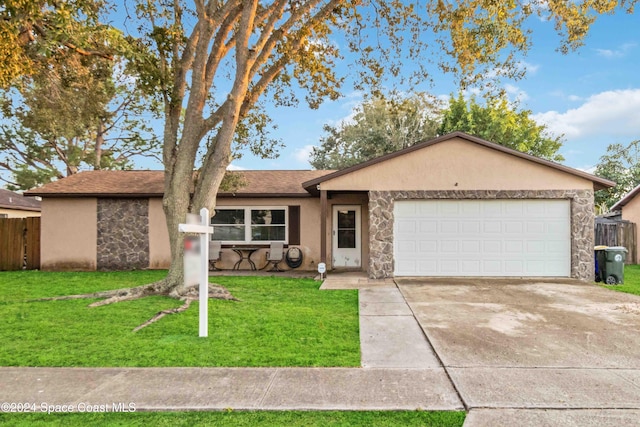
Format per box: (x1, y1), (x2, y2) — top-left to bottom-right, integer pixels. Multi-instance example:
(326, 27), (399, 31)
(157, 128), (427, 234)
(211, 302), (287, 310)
(595, 221), (636, 264)
(0, 217), (40, 271)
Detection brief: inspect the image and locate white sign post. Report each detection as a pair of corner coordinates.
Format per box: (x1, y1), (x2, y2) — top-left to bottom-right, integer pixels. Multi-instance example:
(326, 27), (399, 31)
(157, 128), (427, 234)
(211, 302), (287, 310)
(178, 208), (213, 337)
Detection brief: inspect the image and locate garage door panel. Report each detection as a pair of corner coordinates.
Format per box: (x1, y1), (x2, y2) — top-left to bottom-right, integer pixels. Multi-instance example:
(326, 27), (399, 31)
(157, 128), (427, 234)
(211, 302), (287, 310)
(461, 221), (481, 233)
(525, 203), (545, 216)
(504, 260), (524, 273)
(441, 240), (459, 252)
(419, 240), (437, 252)
(395, 202), (418, 216)
(526, 241), (545, 253)
(527, 221), (545, 233)
(461, 260), (481, 273)
(484, 221), (502, 233)
(461, 240), (481, 253)
(418, 259), (437, 271)
(482, 203), (502, 216)
(504, 202), (524, 215)
(440, 260), (459, 273)
(462, 202), (481, 215)
(440, 221), (459, 233)
(483, 240), (502, 253)
(419, 221), (437, 233)
(396, 220), (416, 233)
(397, 240), (416, 252)
(504, 240), (524, 253)
(394, 200), (571, 277)
(483, 260), (502, 274)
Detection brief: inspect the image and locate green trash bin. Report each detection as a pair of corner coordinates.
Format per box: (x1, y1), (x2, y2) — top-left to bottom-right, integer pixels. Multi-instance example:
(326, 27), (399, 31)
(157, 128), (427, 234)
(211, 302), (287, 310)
(603, 246), (628, 285)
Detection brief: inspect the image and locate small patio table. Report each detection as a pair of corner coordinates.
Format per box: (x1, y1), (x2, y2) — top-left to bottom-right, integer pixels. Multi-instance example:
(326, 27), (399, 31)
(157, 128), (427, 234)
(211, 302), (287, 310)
(231, 247), (260, 270)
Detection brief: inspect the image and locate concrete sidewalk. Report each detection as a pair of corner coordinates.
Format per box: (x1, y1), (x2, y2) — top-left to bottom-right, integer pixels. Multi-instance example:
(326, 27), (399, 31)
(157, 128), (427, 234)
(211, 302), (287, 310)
(0, 367), (461, 411)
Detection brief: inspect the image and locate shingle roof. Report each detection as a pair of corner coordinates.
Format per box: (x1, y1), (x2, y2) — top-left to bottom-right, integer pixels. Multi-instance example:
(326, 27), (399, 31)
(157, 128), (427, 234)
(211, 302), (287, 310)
(0, 188), (41, 211)
(25, 170), (335, 198)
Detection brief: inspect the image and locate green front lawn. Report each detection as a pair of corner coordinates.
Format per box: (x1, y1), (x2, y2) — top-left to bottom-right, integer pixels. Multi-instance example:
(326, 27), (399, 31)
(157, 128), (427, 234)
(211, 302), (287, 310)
(0, 410), (465, 426)
(601, 264), (640, 296)
(0, 271), (360, 367)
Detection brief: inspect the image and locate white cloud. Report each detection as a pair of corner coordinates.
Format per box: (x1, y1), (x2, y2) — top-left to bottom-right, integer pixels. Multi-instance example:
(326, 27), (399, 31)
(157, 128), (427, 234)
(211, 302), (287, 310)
(532, 89), (640, 139)
(567, 95), (583, 102)
(226, 163), (246, 171)
(293, 144), (315, 165)
(518, 61), (540, 75)
(504, 84), (529, 102)
(595, 43), (636, 58)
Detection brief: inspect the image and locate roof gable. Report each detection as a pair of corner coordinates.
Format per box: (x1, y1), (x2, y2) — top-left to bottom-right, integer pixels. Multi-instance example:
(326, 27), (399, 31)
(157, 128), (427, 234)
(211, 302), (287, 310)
(303, 132), (614, 192)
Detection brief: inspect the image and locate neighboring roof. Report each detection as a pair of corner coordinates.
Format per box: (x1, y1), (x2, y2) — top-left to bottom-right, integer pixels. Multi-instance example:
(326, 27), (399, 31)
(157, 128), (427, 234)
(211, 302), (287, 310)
(0, 188), (41, 211)
(302, 131), (616, 193)
(25, 170), (335, 198)
(611, 183), (640, 211)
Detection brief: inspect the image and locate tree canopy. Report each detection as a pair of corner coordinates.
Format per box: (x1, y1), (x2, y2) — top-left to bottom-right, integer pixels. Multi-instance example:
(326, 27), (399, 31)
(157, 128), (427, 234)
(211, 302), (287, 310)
(438, 93), (565, 162)
(0, 55), (160, 190)
(309, 93), (441, 170)
(2, 0), (635, 295)
(595, 140), (640, 211)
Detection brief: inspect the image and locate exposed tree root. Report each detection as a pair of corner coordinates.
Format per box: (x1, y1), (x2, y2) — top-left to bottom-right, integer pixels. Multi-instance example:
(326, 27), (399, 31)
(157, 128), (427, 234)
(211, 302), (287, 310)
(31, 281), (239, 332)
(32, 282), (165, 304)
(132, 299), (193, 332)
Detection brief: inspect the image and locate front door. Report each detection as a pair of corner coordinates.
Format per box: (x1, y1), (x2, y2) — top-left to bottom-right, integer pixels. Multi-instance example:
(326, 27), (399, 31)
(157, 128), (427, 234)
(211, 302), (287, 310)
(332, 205), (361, 268)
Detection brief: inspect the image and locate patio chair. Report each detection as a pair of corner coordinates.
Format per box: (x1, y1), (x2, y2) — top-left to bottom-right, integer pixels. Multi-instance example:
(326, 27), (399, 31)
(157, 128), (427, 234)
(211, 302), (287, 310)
(265, 242), (284, 272)
(209, 241), (222, 271)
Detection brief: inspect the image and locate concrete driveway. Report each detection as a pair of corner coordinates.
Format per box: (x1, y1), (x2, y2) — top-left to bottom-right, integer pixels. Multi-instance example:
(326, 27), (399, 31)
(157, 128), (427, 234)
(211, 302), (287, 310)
(395, 278), (640, 426)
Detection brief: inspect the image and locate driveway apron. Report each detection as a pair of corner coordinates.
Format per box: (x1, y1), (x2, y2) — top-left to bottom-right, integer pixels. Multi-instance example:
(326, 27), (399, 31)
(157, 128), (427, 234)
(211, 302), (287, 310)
(396, 278), (640, 426)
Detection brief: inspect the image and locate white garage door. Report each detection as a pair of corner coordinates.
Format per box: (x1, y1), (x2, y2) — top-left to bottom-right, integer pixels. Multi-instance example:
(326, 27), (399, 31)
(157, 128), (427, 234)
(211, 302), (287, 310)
(394, 200), (571, 277)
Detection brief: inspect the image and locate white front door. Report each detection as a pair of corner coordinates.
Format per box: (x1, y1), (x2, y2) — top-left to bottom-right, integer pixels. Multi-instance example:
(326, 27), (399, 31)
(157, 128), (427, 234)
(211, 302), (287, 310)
(332, 205), (361, 268)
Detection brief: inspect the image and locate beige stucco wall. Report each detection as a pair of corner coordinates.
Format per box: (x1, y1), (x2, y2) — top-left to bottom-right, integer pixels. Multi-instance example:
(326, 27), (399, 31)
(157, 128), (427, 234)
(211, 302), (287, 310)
(320, 137), (594, 191)
(621, 196), (640, 264)
(148, 198), (171, 269)
(41, 198), (97, 271)
(0, 208), (40, 218)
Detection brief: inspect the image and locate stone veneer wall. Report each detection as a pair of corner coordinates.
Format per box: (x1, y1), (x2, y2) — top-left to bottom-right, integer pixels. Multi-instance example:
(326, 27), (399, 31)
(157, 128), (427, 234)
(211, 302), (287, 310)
(97, 198), (150, 270)
(368, 190), (595, 281)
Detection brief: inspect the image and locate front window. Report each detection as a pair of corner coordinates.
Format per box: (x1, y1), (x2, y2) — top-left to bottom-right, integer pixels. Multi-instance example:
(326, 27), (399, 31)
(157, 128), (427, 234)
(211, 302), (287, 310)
(212, 207), (287, 244)
(211, 209), (245, 241)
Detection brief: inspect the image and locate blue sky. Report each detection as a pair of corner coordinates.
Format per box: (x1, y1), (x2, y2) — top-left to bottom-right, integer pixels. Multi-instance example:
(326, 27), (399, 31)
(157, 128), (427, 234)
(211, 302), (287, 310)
(224, 9), (639, 174)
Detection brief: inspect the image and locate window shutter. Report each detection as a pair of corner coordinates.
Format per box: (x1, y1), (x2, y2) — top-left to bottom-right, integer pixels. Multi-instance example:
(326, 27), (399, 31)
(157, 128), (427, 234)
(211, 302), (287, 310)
(288, 206), (300, 245)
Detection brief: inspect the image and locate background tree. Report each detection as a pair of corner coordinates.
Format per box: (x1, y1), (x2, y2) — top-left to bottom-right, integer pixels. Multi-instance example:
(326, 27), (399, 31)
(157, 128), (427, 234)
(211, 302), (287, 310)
(594, 140), (640, 211)
(0, 56), (160, 190)
(310, 93), (441, 170)
(439, 93), (565, 162)
(3, 0), (635, 303)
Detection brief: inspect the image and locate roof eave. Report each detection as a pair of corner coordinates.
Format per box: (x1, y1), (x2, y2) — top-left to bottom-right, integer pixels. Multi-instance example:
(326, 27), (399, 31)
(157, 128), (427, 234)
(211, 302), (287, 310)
(217, 192), (314, 198)
(23, 192), (164, 198)
(0, 204), (41, 211)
